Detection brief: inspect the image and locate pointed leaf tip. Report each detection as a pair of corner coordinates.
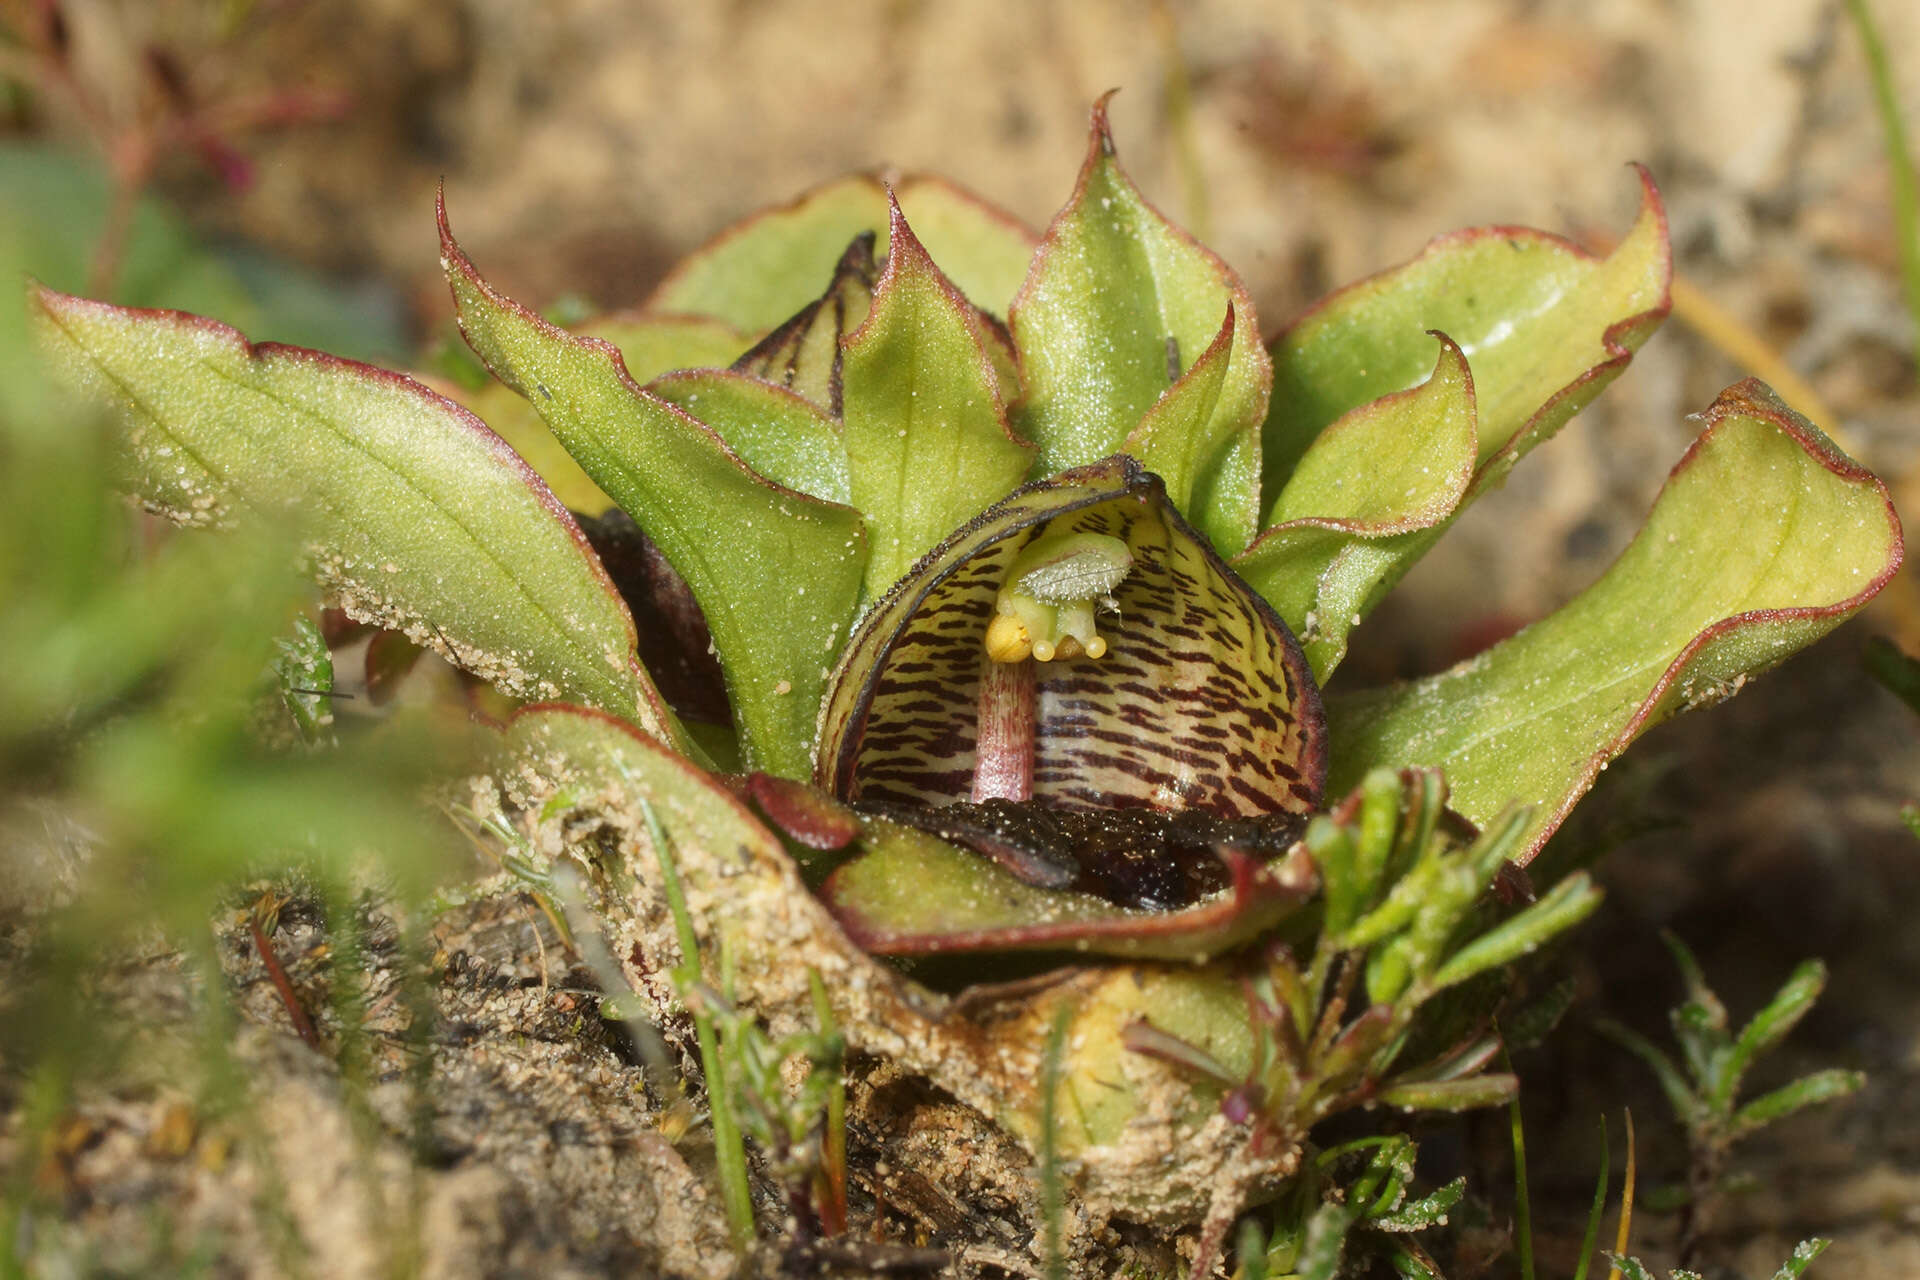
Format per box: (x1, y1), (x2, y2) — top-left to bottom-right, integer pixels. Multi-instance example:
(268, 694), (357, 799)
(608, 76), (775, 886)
(439, 197), (870, 778)
(1011, 102), (1270, 548)
(1237, 332), (1479, 679)
(841, 193), (1033, 598)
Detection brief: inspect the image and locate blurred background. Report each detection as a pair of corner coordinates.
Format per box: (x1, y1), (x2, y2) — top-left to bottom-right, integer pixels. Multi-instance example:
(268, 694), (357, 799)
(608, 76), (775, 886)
(4, 0), (1919, 1273)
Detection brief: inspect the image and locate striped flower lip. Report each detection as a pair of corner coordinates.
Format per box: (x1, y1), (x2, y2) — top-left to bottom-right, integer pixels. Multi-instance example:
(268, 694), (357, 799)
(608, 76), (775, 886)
(807, 456), (1329, 957)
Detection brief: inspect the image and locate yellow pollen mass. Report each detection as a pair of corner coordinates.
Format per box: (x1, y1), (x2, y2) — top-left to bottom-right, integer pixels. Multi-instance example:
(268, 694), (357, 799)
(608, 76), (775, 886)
(982, 530), (1131, 665)
(984, 613), (1033, 663)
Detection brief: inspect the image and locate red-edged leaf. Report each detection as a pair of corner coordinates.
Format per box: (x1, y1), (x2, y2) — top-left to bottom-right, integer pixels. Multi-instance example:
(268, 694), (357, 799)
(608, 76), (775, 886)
(823, 824), (1316, 959)
(1330, 380), (1905, 862)
(29, 283), (679, 742)
(841, 195), (1035, 597)
(440, 197), (869, 778)
(1010, 96), (1271, 552)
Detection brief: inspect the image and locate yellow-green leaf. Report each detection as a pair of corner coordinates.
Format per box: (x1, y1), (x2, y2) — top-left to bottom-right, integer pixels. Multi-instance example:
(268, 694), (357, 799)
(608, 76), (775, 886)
(842, 198), (1034, 598)
(1250, 172), (1671, 676)
(441, 199), (868, 778)
(1328, 381), (1903, 862)
(648, 368), (850, 504)
(1263, 169), (1670, 504)
(29, 283), (678, 742)
(1010, 97), (1271, 550)
(1235, 335), (1479, 679)
(1123, 306), (1262, 553)
(444, 311), (751, 516)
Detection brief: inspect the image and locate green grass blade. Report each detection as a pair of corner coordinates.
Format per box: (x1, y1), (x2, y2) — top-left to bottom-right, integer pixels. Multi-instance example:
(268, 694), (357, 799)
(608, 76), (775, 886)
(639, 799), (756, 1255)
(1844, 0), (1920, 372)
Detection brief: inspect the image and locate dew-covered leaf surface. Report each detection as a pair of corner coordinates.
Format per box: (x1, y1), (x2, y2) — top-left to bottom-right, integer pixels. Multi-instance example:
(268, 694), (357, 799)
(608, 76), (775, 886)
(29, 283), (677, 741)
(1009, 98), (1270, 552)
(440, 311), (752, 517)
(1235, 335), (1478, 680)
(647, 368), (850, 504)
(1328, 381), (1903, 862)
(841, 198), (1034, 599)
(441, 200), (869, 778)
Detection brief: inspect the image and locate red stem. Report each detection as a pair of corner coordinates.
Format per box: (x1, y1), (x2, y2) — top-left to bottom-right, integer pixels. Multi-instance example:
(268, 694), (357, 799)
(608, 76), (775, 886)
(249, 915), (323, 1053)
(970, 656), (1035, 803)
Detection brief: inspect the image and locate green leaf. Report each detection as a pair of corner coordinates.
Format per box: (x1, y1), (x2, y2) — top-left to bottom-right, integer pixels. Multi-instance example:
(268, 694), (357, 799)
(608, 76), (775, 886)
(1385, 1246), (1445, 1279)
(842, 198), (1034, 597)
(1327, 381), (1903, 862)
(1504, 976), (1578, 1053)
(1009, 98), (1271, 551)
(648, 368), (850, 504)
(1235, 335), (1478, 679)
(1671, 1001), (1727, 1099)
(646, 174), (1037, 334)
(29, 284), (678, 743)
(1572, 1122), (1611, 1280)
(1661, 931), (1730, 1035)
(1730, 1068), (1864, 1139)
(1370, 1176), (1465, 1231)
(441, 200), (869, 778)
(1428, 872), (1602, 990)
(821, 817), (1314, 960)
(1606, 1256), (1659, 1280)
(1264, 168), (1670, 502)
(1595, 1018), (1702, 1129)
(1296, 1197), (1360, 1280)
(1771, 1238), (1831, 1280)
(1122, 305), (1261, 552)
(1865, 635), (1920, 714)
(1253, 172), (1670, 661)
(589, 311), (752, 375)
(272, 614), (334, 745)
(441, 311), (752, 516)
(1375, 1073), (1519, 1112)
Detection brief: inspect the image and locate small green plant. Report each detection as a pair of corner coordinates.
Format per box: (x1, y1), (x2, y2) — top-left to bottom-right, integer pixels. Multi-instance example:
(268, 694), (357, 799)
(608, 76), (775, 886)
(1124, 768), (1600, 1274)
(1598, 936), (1862, 1266)
(25, 91), (1903, 1263)
(1228, 1131), (1464, 1279)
